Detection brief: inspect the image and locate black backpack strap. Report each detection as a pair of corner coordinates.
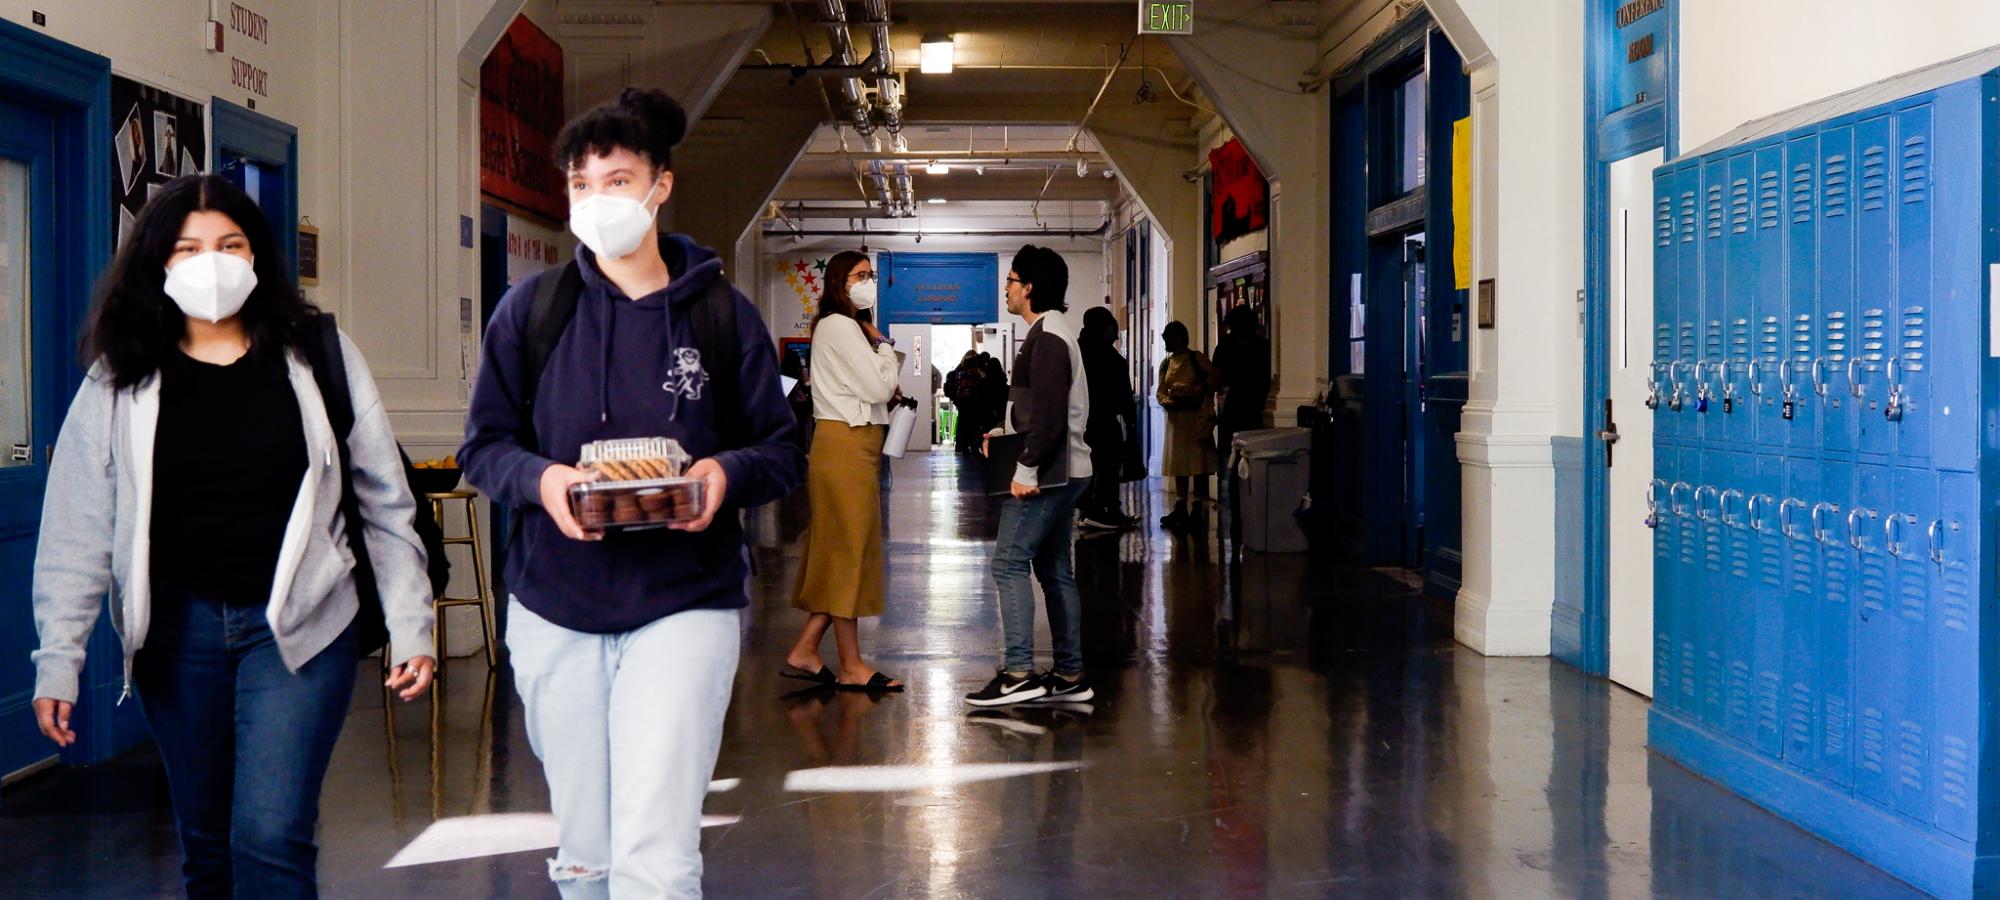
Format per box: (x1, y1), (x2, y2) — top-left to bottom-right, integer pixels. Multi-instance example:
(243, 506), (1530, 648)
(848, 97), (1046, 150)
(688, 274), (746, 450)
(299, 314), (388, 654)
(519, 261), (584, 450)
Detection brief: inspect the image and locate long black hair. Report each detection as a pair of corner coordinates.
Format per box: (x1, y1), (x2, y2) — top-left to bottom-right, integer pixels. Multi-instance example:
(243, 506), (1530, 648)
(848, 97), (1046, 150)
(83, 174), (317, 388)
(813, 250), (871, 328)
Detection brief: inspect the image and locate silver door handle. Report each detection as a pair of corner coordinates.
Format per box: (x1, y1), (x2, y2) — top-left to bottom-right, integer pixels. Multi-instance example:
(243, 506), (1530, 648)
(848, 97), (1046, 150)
(1885, 513), (1912, 560)
(1812, 358), (1829, 398)
(1671, 481), (1694, 518)
(1721, 489), (1746, 529)
(1847, 508), (1872, 551)
(1780, 498), (1808, 541)
(1929, 518), (1947, 566)
(1747, 359), (1764, 396)
(1695, 485), (1721, 523)
(1812, 502), (1840, 546)
(1848, 357), (1866, 399)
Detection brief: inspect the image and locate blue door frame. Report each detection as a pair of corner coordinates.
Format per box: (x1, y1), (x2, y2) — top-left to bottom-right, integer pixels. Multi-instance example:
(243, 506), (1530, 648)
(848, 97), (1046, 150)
(211, 98), (298, 270)
(1568, 2), (1679, 674)
(0, 19), (120, 771)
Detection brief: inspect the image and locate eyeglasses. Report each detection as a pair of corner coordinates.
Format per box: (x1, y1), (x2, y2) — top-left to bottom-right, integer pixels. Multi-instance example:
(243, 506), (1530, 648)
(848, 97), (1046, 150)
(849, 272), (876, 283)
(1004, 277), (1025, 287)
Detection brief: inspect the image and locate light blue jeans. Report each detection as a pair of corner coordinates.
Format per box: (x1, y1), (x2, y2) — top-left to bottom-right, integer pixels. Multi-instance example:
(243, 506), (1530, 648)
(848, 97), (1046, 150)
(506, 598), (741, 899)
(992, 477), (1091, 675)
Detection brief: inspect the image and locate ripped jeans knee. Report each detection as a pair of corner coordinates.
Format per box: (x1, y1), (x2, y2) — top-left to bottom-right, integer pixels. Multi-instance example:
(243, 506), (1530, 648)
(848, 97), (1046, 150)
(547, 857), (609, 884)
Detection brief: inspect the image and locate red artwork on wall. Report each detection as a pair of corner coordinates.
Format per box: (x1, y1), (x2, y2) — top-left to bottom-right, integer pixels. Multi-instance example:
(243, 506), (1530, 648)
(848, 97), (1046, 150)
(1208, 137), (1268, 244)
(480, 16), (565, 222)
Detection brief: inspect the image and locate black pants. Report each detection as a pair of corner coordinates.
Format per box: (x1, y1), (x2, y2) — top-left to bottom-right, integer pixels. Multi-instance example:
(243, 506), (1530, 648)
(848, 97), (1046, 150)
(1081, 432), (1125, 519)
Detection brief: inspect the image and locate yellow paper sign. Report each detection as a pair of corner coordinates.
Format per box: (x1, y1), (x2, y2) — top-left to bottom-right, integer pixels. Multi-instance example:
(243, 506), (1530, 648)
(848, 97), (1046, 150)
(1452, 116), (1472, 290)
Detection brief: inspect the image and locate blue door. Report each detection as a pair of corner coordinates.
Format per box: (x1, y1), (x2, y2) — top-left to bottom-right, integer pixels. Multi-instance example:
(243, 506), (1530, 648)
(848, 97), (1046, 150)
(212, 99), (297, 270)
(0, 22), (113, 777)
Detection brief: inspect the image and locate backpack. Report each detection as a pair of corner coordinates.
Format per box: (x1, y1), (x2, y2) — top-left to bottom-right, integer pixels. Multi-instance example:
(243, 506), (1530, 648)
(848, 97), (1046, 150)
(300, 314), (452, 656)
(519, 260), (746, 453)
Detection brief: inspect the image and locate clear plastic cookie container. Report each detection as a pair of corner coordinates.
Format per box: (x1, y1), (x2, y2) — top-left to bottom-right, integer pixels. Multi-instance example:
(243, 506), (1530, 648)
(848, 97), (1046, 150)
(567, 437), (705, 532)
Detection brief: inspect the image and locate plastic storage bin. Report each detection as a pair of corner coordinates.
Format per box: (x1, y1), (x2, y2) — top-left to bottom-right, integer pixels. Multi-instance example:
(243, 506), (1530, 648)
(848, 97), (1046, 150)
(1231, 428), (1312, 553)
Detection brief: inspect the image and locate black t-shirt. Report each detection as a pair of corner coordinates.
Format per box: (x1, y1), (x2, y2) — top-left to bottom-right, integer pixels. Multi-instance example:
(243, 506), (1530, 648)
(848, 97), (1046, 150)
(151, 349), (308, 604)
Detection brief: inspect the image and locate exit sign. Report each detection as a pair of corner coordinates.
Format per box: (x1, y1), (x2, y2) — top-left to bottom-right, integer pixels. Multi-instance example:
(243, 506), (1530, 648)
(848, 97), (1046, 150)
(1139, 1), (1193, 35)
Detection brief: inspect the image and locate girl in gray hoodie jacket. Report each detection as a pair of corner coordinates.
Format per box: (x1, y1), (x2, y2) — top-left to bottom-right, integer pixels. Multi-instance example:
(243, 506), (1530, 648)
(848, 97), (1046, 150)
(30, 175), (436, 899)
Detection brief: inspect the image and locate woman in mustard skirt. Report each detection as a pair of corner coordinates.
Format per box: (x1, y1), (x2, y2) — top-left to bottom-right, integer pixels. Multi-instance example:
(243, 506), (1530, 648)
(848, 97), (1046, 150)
(784, 251), (905, 692)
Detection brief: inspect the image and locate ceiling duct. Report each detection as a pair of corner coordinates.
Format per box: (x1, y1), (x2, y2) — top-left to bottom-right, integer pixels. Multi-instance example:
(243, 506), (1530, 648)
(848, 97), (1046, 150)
(813, 0), (904, 143)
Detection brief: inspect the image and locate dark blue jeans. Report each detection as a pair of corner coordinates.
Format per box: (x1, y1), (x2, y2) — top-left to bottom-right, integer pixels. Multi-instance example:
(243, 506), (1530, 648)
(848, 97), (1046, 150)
(993, 477), (1090, 675)
(135, 589), (358, 900)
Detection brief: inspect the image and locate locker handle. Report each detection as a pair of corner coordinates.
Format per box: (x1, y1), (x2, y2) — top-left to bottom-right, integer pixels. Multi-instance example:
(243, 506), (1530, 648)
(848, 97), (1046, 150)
(1695, 485), (1721, 523)
(1778, 358), (1796, 396)
(1780, 498), (1808, 541)
(1646, 478), (1667, 513)
(1885, 513), (1914, 560)
(1670, 481), (1694, 518)
(1847, 357), (1866, 400)
(1747, 360), (1764, 397)
(1928, 519), (1954, 567)
(1847, 508), (1875, 552)
(1746, 493), (1768, 532)
(1811, 358), (1829, 398)
(1720, 489), (1746, 529)
(1885, 355), (1903, 391)
(1811, 502), (1840, 546)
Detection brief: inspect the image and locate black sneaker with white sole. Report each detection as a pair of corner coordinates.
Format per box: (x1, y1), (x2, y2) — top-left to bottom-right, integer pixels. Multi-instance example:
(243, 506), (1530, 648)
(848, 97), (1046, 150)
(1034, 671), (1094, 703)
(965, 670), (1047, 707)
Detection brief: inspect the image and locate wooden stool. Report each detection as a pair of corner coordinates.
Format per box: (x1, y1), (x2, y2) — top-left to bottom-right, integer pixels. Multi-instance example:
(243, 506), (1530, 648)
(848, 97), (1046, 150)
(427, 489), (498, 669)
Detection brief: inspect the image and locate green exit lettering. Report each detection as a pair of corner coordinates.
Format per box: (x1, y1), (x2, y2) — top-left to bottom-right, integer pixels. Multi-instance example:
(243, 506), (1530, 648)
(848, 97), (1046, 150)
(1140, 1), (1193, 35)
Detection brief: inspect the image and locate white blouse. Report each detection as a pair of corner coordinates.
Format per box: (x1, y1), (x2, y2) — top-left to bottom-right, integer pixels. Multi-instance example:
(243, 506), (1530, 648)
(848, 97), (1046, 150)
(809, 314), (900, 427)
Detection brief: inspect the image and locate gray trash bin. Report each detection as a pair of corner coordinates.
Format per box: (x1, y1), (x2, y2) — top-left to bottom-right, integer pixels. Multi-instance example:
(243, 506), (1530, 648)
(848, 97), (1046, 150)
(1231, 427), (1312, 553)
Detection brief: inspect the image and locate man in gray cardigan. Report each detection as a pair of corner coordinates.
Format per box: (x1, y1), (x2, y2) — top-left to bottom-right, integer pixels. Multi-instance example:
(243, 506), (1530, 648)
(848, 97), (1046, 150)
(965, 245), (1095, 708)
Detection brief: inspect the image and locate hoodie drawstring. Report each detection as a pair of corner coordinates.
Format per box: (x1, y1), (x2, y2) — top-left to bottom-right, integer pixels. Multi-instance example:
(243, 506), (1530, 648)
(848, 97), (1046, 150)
(599, 295), (614, 424)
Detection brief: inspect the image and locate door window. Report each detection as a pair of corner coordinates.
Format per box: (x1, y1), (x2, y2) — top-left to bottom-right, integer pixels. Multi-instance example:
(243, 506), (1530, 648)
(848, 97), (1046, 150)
(0, 159), (30, 467)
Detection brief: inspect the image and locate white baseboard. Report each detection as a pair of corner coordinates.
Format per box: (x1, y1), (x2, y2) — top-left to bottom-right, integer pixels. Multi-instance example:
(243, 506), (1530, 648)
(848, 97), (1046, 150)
(1455, 586), (1553, 656)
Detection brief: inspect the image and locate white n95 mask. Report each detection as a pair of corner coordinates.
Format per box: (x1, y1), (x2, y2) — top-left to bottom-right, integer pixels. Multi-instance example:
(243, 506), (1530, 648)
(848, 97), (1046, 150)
(163, 252), (258, 323)
(569, 180), (663, 260)
(849, 278), (878, 310)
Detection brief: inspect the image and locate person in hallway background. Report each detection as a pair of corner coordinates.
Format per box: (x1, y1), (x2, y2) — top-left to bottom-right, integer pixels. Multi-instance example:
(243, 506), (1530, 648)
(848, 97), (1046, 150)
(1156, 320), (1215, 531)
(1077, 305), (1138, 532)
(966, 246), (1095, 707)
(785, 250), (904, 693)
(459, 87), (804, 898)
(946, 350), (987, 453)
(31, 174), (437, 899)
(1211, 304), (1271, 453)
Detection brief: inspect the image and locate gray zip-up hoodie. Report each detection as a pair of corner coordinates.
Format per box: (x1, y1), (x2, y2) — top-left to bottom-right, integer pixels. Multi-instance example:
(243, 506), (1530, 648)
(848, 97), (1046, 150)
(31, 330), (435, 705)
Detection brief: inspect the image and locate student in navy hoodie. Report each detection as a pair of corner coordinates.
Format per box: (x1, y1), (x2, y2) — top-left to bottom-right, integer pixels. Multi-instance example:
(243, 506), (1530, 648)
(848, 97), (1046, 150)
(460, 88), (804, 898)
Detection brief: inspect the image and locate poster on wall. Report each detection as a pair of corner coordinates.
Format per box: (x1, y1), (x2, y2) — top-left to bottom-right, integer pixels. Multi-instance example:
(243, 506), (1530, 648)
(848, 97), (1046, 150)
(112, 77), (206, 250)
(1208, 138), (1267, 245)
(769, 255), (832, 338)
(504, 214), (568, 288)
(480, 16), (566, 222)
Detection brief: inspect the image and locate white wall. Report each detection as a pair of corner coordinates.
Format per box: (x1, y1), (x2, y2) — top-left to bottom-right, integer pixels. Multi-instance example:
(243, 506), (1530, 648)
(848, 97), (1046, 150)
(1679, 1), (2000, 152)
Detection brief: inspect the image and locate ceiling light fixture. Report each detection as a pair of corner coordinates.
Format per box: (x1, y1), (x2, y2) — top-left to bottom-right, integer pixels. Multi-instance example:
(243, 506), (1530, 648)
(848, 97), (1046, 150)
(926, 161), (949, 175)
(921, 34), (956, 75)
(928, 197), (947, 204)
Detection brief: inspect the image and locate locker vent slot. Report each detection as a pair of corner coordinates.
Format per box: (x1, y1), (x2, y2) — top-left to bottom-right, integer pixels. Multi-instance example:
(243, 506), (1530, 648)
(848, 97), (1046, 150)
(1790, 163), (1813, 223)
(1902, 307), (1926, 370)
(1760, 317), (1782, 361)
(1706, 320), (1724, 360)
(1680, 191), (1697, 243)
(1680, 322), (1697, 360)
(1898, 721), (1927, 792)
(1706, 184), (1726, 239)
(1655, 323), (1673, 361)
(1861, 309), (1887, 367)
(1757, 669), (1782, 738)
(1860, 706), (1886, 775)
(1731, 319), (1751, 357)
(1824, 154), (1849, 217)
(1902, 135), (1928, 205)
(1861, 145), (1888, 211)
(1656, 195), (1674, 247)
(1822, 311), (1845, 361)
(1941, 737), (1971, 810)
(1731, 178), (1752, 233)
(1942, 558), (1972, 633)
(1759, 170), (1782, 229)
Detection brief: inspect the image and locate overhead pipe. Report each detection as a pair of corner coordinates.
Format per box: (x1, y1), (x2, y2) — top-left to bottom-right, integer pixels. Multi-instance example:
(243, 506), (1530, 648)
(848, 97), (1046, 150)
(763, 220), (1115, 239)
(892, 162), (916, 215)
(818, 0), (874, 137)
(860, 0), (904, 139)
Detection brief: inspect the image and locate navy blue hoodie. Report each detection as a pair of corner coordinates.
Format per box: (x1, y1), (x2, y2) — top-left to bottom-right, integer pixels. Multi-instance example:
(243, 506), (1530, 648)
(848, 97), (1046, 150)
(460, 234), (804, 633)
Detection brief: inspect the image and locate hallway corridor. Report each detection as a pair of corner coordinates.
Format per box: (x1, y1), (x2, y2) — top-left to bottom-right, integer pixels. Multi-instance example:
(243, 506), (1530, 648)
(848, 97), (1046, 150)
(1, 454), (1921, 897)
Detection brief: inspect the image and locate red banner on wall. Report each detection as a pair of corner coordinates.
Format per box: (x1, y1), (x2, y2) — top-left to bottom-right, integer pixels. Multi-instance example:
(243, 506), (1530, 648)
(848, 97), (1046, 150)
(1209, 137), (1268, 244)
(480, 16), (565, 222)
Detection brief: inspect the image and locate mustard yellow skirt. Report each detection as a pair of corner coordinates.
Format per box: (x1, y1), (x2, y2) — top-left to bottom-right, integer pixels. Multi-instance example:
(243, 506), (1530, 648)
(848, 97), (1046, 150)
(791, 421), (887, 618)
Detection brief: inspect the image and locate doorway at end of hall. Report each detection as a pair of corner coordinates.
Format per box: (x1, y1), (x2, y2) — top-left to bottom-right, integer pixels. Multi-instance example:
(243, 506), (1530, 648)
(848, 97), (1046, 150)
(888, 323), (1013, 453)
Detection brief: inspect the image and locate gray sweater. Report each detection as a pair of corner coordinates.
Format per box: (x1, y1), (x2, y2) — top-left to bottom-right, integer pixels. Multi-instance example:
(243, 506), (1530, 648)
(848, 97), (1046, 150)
(31, 331), (435, 705)
(1007, 310), (1093, 487)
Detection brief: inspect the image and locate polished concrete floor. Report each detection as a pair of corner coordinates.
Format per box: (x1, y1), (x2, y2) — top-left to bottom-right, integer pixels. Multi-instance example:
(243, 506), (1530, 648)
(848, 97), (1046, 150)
(1, 452), (1924, 898)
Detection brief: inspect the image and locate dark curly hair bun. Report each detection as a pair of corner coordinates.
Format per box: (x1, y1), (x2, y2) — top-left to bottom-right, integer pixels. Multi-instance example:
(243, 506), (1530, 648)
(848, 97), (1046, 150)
(554, 86), (688, 173)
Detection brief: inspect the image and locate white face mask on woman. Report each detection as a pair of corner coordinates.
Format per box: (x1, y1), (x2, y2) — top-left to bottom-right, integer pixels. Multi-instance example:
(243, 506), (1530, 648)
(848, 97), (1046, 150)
(163, 251), (258, 323)
(848, 277), (878, 310)
(568, 178), (664, 260)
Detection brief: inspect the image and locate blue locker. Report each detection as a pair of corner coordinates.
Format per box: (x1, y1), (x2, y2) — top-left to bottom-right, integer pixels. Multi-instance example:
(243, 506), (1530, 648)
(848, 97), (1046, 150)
(1717, 451), (1757, 747)
(1779, 456), (1821, 774)
(1753, 144), (1788, 439)
(1654, 165), (1687, 440)
(1674, 452), (1702, 713)
(1677, 165), (1702, 434)
(1722, 151), (1759, 443)
(1697, 471), (1728, 731)
(1784, 134), (1823, 454)
(1819, 125), (1859, 460)
(1890, 465), (1938, 826)
(1891, 101), (1933, 466)
(1926, 85), (1980, 475)
(1931, 469), (1977, 839)
(1853, 114), (1897, 459)
(1750, 454), (1787, 759)
(1699, 157), (1730, 442)
(1652, 473), (1676, 715)
(1852, 462), (1895, 807)
(1814, 458), (1856, 790)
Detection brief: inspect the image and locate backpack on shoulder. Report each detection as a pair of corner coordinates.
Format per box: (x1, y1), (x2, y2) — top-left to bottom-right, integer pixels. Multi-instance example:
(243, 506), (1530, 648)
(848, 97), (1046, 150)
(300, 314), (452, 656)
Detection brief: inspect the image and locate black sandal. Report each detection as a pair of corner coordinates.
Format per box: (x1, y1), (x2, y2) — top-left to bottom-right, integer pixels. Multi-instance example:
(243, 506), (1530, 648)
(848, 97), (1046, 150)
(835, 672), (904, 693)
(780, 664), (835, 685)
